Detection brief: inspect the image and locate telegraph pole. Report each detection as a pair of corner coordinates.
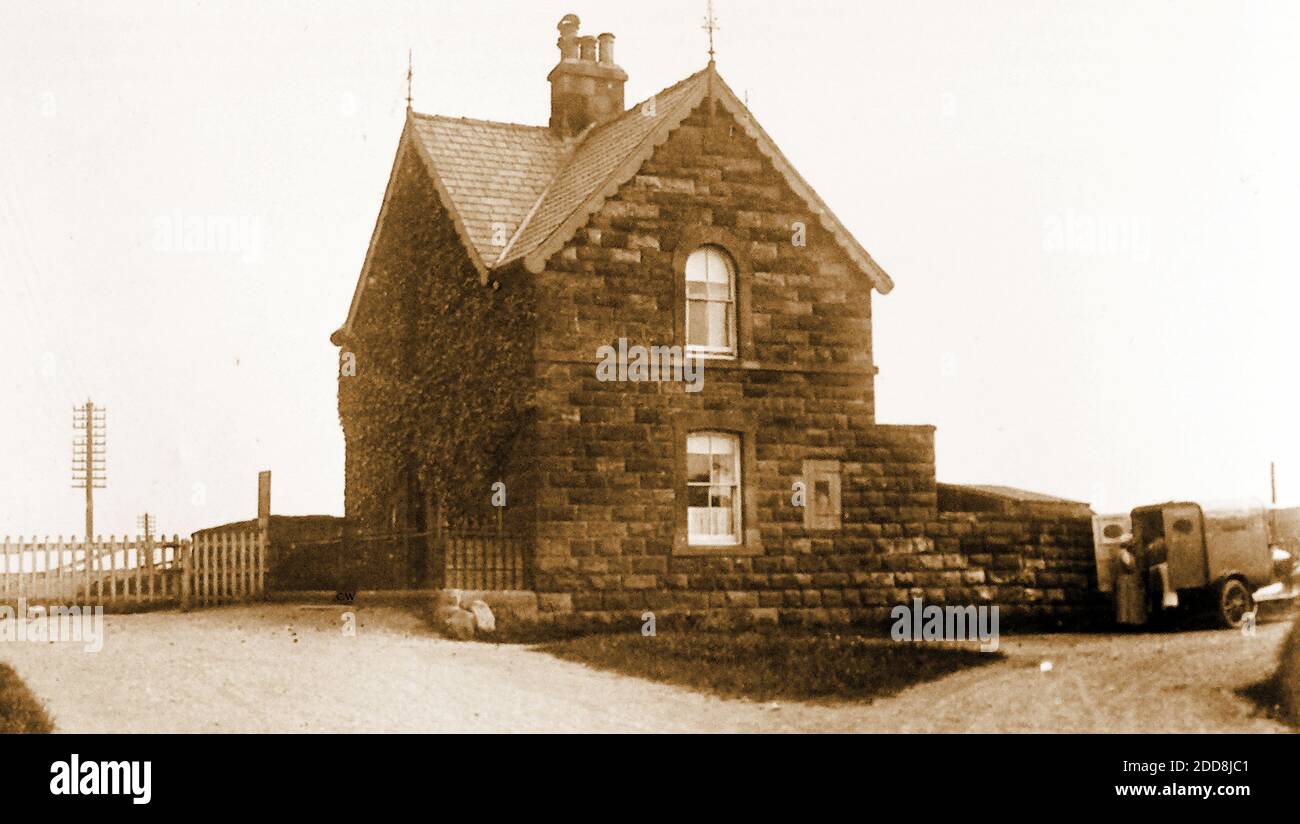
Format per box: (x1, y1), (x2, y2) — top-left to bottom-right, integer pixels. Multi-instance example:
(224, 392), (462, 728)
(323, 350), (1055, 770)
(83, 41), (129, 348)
(71, 400), (106, 540)
(1270, 461), (1277, 506)
(137, 512), (155, 571)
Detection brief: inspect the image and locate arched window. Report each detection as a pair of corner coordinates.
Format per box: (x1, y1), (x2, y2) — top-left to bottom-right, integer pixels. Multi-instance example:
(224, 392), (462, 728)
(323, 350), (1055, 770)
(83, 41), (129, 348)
(684, 245), (737, 357)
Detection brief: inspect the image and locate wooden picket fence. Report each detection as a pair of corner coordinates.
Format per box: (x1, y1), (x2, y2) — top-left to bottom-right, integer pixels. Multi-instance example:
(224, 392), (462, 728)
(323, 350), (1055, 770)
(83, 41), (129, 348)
(443, 527), (530, 590)
(0, 533), (264, 610)
(186, 532), (265, 608)
(273, 524), (533, 591)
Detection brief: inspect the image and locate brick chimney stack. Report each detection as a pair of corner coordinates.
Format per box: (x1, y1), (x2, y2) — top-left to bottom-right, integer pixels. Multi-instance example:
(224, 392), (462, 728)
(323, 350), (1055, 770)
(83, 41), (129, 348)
(548, 14), (627, 137)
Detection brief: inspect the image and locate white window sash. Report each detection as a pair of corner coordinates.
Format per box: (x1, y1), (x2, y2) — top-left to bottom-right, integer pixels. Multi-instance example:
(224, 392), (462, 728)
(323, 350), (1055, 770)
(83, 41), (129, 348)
(687, 432), (742, 546)
(684, 247), (737, 357)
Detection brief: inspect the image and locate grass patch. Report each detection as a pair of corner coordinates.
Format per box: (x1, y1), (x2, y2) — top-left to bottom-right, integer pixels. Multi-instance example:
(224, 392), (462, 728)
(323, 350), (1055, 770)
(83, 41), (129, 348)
(538, 629), (1002, 703)
(0, 663), (53, 733)
(1236, 678), (1294, 728)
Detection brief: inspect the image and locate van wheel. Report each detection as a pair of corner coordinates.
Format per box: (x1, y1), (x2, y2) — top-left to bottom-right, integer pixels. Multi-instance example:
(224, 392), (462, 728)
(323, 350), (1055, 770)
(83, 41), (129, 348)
(1216, 578), (1254, 629)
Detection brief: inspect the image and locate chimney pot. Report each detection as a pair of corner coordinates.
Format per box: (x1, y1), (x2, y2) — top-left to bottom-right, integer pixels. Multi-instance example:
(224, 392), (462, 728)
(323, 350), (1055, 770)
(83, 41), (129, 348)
(557, 13), (581, 60)
(548, 16), (628, 136)
(597, 33), (615, 66)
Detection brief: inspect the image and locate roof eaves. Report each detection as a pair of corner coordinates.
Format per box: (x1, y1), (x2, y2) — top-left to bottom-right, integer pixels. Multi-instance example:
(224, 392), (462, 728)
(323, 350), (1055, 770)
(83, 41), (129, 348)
(706, 71), (894, 294)
(334, 118), (416, 343)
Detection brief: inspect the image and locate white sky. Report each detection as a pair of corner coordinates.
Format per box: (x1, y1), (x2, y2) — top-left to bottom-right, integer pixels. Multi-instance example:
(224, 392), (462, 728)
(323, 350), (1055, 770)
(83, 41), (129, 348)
(1, 0), (1298, 538)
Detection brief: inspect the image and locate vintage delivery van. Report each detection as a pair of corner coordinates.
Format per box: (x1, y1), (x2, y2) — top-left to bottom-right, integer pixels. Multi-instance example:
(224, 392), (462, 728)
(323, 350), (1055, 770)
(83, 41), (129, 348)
(1095, 500), (1298, 628)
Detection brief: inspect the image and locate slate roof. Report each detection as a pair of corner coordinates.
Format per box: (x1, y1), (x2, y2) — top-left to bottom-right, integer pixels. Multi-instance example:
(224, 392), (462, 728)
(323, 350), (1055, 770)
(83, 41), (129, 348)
(407, 115), (567, 268)
(497, 68), (712, 269)
(952, 485), (1088, 505)
(937, 483), (1091, 508)
(337, 63), (892, 339)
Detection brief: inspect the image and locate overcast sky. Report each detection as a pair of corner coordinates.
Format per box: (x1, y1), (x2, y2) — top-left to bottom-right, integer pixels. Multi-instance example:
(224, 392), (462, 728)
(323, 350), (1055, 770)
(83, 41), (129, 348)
(1, 0), (1297, 538)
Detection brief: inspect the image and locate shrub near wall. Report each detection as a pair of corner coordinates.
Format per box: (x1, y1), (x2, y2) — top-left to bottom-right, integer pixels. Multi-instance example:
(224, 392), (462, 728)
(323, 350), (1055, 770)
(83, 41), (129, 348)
(337, 144), (536, 534)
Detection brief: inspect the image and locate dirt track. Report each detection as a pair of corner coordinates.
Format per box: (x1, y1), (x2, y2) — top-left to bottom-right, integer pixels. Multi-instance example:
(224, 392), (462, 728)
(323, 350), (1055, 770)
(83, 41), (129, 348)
(0, 604), (1291, 732)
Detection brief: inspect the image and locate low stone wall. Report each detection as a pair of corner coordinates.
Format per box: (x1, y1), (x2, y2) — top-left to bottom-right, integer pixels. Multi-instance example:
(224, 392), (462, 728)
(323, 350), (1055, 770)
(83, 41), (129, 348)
(925, 511), (1108, 627)
(533, 509), (1108, 630)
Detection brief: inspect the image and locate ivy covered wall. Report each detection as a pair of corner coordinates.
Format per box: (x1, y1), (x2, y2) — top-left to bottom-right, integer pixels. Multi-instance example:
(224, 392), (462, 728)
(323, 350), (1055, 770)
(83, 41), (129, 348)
(336, 141), (536, 537)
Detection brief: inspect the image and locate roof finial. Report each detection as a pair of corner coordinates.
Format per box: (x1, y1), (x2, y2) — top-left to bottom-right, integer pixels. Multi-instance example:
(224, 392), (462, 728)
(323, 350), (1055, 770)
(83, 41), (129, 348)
(702, 0), (719, 64)
(405, 48), (413, 112)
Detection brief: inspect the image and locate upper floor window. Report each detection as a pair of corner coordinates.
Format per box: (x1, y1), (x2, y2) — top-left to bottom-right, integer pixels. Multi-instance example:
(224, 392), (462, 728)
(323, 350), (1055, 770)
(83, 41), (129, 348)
(685, 245), (737, 357)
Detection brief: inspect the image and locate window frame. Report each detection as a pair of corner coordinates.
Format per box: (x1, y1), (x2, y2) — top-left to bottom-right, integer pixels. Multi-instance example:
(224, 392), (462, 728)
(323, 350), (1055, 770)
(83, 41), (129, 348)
(802, 459), (843, 531)
(672, 227), (753, 362)
(685, 430), (743, 546)
(683, 245), (738, 358)
(672, 412), (761, 556)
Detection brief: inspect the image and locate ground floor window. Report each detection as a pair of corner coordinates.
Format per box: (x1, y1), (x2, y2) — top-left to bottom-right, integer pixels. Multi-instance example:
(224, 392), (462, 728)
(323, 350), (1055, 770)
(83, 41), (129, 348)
(672, 414), (758, 555)
(686, 431), (741, 545)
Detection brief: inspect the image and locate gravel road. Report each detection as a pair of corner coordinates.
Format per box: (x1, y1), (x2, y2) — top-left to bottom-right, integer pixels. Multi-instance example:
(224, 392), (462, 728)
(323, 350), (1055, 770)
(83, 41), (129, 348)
(0, 604), (1290, 732)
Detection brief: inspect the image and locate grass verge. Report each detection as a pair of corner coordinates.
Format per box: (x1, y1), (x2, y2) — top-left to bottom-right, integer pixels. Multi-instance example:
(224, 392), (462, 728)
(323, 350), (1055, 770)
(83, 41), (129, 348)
(0, 663), (53, 733)
(538, 629), (1001, 703)
(1279, 617), (1300, 727)
(1233, 616), (1298, 729)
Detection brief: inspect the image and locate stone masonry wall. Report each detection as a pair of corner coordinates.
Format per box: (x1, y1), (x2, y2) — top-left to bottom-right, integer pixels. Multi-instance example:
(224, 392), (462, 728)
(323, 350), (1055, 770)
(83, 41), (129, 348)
(522, 100), (1103, 628)
(527, 100), (938, 623)
(531, 506), (1105, 629)
(924, 511), (1108, 627)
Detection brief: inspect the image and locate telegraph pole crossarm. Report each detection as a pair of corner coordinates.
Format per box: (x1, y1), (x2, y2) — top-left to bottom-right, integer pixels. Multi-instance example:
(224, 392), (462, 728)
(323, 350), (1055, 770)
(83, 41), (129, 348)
(72, 400), (106, 542)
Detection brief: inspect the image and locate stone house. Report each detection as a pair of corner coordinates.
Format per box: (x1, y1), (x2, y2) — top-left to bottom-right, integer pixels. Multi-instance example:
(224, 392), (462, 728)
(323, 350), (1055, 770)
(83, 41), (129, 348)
(331, 15), (1101, 626)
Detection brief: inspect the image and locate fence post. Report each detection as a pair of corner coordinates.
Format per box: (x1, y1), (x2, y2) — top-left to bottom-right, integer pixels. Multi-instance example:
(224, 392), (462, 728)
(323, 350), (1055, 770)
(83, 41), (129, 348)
(203, 537), (211, 607)
(180, 539), (191, 612)
(110, 535), (120, 604)
(132, 537), (142, 603)
(225, 533), (233, 602)
(45, 537), (52, 602)
(257, 531), (265, 596)
(145, 531), (155, 601)
(239, 533), (248, 600)
(257, 470), (271, 596)
(82, 536), (90, 603)
(37, 536), (45, 603)
(433, 503), (446, 590)
(17, 536), (26, 602)
(219, 534), (227, 603)
(54, 535), (64, 602)
(337, 521), (350, 594)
